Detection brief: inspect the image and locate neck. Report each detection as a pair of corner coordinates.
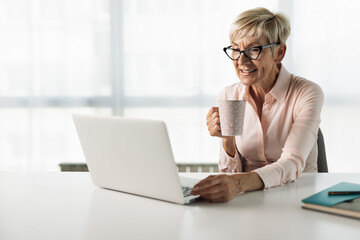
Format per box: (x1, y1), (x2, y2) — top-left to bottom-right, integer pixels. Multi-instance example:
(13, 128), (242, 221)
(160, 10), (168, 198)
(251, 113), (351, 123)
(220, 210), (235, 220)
(250, 64), (280, 102)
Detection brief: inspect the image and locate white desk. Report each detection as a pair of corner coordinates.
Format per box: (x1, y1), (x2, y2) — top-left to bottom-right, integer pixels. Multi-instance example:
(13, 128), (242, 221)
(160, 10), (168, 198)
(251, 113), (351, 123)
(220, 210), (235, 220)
(0, 172), (360, 240)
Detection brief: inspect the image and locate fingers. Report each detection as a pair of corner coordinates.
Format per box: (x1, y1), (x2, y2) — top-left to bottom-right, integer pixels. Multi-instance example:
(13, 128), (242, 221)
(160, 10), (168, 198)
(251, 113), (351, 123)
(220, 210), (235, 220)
(201, 189), (226, 203)
(192, 175), (217, 192)
(206, 107), (219, 125)
(209, 118), (221, 136)
(191, 183), (226, 203)
(206, 107), (221, 137)
(206, 107), (219, 120)
(194, 184), (223, 198)
(191, 175), (238, 203)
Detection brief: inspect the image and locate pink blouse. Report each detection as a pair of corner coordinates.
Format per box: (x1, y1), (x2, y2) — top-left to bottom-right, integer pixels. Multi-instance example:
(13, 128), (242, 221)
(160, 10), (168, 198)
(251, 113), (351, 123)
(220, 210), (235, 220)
(217, 65), (324, 188)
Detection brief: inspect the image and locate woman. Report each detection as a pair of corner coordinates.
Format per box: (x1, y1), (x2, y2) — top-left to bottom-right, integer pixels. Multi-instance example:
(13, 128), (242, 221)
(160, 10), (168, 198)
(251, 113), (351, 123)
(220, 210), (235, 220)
(191, 7), (323, 203)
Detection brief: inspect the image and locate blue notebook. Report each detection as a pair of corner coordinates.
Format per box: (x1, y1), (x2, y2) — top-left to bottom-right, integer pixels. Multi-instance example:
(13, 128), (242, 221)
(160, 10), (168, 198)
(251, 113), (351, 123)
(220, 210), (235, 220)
(302, 182), (360, 219)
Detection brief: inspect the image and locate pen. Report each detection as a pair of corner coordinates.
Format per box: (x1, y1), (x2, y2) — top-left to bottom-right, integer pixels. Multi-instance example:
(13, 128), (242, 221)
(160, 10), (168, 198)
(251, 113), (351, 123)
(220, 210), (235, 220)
(328, 191), (360, 195)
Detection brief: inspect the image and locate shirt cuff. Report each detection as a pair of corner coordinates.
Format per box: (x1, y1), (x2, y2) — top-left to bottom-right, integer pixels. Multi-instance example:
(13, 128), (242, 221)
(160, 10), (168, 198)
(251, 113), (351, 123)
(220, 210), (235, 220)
(219, 144), (243, 172)
(253, 160), (298, 188)
(253, 164), (282, 188)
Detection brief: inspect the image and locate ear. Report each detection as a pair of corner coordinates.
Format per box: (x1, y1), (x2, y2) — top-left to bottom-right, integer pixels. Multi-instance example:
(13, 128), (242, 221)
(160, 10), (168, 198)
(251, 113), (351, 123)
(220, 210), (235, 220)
(274, 44), (287, 63)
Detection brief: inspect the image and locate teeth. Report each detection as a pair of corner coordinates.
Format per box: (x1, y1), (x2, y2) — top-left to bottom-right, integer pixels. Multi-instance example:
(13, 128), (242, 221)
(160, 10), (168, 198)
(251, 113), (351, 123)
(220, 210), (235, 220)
(242, 69), (256, 73)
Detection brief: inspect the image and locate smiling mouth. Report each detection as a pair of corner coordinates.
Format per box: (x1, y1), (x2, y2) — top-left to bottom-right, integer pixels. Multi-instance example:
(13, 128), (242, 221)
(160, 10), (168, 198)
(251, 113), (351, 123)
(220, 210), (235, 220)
(240, 69), (257, 76)
(241, 69), (257, 73)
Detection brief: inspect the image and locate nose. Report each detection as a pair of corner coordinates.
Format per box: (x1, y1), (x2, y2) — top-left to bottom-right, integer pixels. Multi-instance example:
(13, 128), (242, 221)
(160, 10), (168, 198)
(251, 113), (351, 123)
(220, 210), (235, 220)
(237, 52), (250, 65)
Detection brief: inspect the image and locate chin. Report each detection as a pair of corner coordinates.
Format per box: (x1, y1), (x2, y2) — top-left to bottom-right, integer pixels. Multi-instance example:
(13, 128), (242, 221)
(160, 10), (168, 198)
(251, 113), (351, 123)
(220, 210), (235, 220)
(237, 72), (258, 85)
(239, 77), (257, 86)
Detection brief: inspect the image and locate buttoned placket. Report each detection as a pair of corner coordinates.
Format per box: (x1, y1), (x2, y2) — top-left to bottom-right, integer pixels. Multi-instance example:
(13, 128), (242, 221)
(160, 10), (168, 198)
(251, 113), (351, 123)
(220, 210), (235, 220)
(261, 94), (275, 162)
(244, 93), (267, 162)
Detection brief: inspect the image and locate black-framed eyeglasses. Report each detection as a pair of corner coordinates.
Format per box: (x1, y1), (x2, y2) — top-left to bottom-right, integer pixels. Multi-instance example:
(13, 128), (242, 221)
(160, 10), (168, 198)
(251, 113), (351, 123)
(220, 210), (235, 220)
(223, 43), (280, 61)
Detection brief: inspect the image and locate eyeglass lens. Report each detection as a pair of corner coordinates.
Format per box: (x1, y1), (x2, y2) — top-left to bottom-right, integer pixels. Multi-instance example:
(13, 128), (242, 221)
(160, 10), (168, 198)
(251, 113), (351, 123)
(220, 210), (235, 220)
(226, 47), (261, 60)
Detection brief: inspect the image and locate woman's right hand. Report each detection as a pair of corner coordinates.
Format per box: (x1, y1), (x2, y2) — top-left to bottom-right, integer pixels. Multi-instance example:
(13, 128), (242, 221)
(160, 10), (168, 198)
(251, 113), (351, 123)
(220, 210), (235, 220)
(206, 107), (236, 157)
(206, 107), (222, 137)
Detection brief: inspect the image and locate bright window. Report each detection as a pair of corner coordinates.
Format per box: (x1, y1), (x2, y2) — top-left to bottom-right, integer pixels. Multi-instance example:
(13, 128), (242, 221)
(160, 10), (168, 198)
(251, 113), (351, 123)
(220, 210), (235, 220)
(0, 0), (359, 172)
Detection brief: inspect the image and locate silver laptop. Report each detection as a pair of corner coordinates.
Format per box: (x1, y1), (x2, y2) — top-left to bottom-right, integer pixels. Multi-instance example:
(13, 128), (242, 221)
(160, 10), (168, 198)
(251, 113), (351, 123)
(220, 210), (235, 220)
(72, 114), (201, 204)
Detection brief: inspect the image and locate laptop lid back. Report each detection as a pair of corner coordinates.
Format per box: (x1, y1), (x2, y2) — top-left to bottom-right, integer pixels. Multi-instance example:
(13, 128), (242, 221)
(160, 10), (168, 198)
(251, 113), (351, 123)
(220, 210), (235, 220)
(73, 114), (186, 204)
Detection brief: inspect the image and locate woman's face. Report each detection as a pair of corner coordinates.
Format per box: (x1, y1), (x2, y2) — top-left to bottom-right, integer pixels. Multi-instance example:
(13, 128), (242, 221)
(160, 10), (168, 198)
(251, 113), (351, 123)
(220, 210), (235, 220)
(231, 35), (279, 88)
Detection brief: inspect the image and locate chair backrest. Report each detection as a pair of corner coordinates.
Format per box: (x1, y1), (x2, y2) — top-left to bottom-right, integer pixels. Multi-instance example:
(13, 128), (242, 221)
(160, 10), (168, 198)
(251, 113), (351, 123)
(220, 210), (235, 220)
(317, 128), (328, 173)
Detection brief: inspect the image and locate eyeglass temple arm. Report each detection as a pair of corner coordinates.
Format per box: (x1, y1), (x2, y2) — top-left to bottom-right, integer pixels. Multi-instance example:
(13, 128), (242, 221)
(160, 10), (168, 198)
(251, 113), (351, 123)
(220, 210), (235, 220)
(262, 43), (280, 49)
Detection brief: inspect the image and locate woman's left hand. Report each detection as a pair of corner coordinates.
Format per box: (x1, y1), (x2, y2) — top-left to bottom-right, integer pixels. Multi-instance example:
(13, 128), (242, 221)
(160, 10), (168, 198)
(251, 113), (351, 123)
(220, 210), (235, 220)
(190, 172), (264, 203)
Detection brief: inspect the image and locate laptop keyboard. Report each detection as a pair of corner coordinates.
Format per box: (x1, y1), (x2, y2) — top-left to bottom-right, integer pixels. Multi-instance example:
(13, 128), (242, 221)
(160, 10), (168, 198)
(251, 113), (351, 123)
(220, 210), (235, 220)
(182, 185), (193, 197)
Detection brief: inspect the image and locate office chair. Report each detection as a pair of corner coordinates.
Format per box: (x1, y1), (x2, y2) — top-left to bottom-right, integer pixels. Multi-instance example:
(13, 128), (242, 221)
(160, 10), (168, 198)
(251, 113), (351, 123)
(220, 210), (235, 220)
(317, 128), (328, 173)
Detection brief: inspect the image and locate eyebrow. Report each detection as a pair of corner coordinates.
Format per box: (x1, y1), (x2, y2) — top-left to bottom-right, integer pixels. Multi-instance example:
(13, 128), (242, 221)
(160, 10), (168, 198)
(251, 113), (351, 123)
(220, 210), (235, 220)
(231, 42), (263, 49)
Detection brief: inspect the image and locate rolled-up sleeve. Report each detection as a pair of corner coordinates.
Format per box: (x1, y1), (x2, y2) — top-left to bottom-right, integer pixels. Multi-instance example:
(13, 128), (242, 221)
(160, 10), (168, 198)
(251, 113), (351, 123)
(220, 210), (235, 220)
(254, 82), (324, 188)
(219, 140), (243, 172)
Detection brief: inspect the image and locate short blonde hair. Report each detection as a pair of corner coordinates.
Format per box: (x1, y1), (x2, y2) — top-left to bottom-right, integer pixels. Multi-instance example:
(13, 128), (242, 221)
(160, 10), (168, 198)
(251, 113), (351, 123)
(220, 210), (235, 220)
(230, 7), (290, 46)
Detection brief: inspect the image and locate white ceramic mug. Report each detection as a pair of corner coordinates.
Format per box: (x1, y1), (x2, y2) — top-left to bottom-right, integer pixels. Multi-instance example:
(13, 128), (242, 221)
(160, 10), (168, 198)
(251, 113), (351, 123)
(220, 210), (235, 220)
(218, 100), (246, 136)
